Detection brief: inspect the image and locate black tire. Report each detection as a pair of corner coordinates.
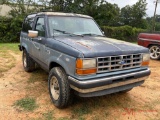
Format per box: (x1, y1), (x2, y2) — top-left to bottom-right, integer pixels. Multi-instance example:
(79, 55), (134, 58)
(48, 67), (73, 108)
(120, 88), (132, 93)
(149, 45), (160, 60)
(22, 49), (36, 72)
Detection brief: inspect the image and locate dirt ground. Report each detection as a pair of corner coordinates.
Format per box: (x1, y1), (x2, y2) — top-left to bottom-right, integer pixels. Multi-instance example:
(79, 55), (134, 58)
(0, 48), (160, 120)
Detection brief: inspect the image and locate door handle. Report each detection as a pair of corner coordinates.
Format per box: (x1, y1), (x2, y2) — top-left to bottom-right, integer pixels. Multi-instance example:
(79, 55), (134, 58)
(45, 48), (50, 54)
(38, 38), (42, 41)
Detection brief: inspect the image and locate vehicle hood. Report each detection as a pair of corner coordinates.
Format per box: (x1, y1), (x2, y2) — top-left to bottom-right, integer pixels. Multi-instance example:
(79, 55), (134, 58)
(55, 36), (149, 57)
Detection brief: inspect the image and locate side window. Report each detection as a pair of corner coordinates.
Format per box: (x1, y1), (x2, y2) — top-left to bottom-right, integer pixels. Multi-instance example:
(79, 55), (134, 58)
(22, 17), (34, 33)
(35, 17), (45, 37)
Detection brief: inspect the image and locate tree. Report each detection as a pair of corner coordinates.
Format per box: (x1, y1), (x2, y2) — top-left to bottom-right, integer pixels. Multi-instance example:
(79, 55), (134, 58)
(95, 2), (120, 26)
(146, 15), (160, 31)
(120, 0), (148, 29)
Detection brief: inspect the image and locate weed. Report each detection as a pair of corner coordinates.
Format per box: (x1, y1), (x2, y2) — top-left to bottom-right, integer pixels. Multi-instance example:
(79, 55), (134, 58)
(73, 103), (91, 117)
(42, 111), (54, 120)
(57, 117), (70, 120)
(14, 97), (38, 111)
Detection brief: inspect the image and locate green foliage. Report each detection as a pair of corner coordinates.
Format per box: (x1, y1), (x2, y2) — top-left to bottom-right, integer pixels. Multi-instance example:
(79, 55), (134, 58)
(14, 97), (38, 111)
(120, 0), (148, 29)
(102, 25), (146, 42)
(0, 16), (22, 43)
(146, 15), (160, 31)
(0, 0), (43, 43)
(155, 22), (160, 31)
(0, 0), (155, 43)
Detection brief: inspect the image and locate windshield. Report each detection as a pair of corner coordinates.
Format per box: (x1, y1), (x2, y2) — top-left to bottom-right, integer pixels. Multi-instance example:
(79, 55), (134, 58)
(48, 16), (103, 36)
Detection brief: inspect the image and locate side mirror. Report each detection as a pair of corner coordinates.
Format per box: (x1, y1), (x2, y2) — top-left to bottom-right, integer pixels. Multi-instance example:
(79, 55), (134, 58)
(28, 30), (38, 38)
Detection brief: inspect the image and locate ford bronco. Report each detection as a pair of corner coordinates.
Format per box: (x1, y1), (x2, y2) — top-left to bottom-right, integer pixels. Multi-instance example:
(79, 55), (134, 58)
(19, 12), (151, 108)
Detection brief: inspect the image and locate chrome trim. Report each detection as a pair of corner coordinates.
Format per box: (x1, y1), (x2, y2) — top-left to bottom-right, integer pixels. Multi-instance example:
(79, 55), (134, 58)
(139, 38), (160, 43)
(70, 76), (148, 93)
(68, 68), (150, 85)
(97, 54), (142, 73)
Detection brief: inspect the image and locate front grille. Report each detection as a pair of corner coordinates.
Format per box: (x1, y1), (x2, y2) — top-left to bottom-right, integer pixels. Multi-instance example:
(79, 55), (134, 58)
(97, 54), (142, 73)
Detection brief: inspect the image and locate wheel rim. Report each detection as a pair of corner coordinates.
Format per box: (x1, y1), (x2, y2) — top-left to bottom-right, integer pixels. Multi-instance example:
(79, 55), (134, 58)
(149, 46), (160, 59)
(23, 52), (27, 67)
(50, 76), (60, 100)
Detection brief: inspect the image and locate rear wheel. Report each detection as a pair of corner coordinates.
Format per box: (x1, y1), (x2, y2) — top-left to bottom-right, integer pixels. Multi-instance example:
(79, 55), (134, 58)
(48, 67), (73, 108)
(22, 49), (36, 72)
(149, 45), (160, 60)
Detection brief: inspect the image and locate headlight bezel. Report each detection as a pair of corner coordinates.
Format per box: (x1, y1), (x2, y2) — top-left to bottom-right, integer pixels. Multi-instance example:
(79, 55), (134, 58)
(76, 58), (97, 75)
(76, 58), (96, 69)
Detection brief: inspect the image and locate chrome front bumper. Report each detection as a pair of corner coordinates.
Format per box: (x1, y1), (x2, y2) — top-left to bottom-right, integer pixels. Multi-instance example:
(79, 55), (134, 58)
(68, 68), (150, 97)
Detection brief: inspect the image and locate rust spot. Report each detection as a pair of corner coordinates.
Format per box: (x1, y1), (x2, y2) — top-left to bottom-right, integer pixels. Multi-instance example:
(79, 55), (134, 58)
(76, 42), (92, 49)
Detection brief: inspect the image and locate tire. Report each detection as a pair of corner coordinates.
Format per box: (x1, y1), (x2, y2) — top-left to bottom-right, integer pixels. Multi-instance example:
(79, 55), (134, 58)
(48, 67), (73, 108)
(149, 45), (160, 60)
(120, 88), (132, 93)
(22, 49), (36, 72)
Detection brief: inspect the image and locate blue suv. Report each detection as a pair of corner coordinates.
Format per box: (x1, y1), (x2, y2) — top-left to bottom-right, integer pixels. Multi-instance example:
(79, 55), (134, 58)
(19, 12), (151, 108)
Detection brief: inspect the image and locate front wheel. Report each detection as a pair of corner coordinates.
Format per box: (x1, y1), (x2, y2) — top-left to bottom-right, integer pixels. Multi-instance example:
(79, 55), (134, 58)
(48, 67), (73, 108)
(149, 45), (160, 60)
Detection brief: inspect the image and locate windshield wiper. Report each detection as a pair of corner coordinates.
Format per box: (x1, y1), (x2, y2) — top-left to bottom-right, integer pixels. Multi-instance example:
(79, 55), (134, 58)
(53, 29), (83, 37)
(81, 33), (104, 37)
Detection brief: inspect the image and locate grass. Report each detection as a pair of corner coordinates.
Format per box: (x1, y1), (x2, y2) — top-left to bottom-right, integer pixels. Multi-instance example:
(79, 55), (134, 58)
(72, 103), (91, 117)
(57, 117), (71, 120)
(0, 43), (20, 73)
(14, 97), (38, 111)
(0, 43), (19, 52)
(27, 69), (48, 83)
(25, 69), (48, 98)
(0, 53), (15, 72)
(42, 111), (54, 120)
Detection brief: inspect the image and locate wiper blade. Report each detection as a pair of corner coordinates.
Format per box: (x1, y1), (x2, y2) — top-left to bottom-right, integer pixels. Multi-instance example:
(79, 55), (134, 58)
(53, 29), (83, 37)
(81, 33), (104, 37)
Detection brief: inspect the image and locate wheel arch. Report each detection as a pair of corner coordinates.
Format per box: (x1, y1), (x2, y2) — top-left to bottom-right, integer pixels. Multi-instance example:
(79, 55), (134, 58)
(49, 61), (68, 74)
(21, 43), (28, 52)
(147, 44), (160, 48)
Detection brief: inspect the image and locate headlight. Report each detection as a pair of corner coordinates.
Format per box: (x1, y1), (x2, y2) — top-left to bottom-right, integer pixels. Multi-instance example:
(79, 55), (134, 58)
(76, 58), (97, 75)
(142, 53), (150, 61)
(142, 53), (150, 66)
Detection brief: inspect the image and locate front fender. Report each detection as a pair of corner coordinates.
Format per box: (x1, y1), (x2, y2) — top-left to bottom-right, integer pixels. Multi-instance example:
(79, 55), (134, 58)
(48, 53), (76, 76)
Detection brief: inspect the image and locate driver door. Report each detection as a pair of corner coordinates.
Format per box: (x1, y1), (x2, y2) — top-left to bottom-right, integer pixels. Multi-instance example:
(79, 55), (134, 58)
(32, 17), (45, 60)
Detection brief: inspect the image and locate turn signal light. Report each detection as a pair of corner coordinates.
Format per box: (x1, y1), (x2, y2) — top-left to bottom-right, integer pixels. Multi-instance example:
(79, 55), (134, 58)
(141, 61), (149, 66)
(76, 59), (83, 69)
(76, 68), (97, 75)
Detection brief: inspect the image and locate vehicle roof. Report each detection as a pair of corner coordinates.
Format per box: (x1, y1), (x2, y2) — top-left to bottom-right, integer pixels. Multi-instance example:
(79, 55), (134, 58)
(27, 12), (92, 18)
